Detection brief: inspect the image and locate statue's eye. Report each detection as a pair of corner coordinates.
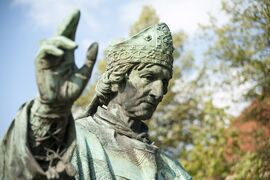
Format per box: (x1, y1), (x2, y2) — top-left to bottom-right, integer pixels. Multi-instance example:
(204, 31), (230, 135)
(142, 74), (155, 81)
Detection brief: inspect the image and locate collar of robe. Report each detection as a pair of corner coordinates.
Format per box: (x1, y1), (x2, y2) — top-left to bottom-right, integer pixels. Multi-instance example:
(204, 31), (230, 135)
(93, 106), (152, 144)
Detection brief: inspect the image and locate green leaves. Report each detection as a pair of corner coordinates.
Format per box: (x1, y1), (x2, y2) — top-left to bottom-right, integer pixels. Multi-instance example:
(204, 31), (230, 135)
(207, 0), (270, 98)
(200, 0), (270, 178)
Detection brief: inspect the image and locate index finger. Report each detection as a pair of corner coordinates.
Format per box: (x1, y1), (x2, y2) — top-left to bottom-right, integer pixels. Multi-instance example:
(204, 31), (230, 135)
(54, 9), (80, 40)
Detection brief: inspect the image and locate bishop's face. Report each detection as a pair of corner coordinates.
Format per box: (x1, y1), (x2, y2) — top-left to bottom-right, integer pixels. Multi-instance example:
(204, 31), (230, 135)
(114, 64), (171, 120)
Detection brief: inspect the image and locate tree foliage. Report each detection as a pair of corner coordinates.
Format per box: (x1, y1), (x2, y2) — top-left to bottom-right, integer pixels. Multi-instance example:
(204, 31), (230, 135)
(206, 0), (270, 99)
(200, 0), (270, 179)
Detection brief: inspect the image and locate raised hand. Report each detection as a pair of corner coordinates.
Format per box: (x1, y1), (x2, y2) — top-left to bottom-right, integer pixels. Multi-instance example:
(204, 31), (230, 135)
(35, 9), (98, 106)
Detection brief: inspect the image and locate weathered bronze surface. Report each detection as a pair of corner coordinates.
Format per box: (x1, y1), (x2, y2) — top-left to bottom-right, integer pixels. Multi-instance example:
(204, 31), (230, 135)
(0, 9), (191, 180)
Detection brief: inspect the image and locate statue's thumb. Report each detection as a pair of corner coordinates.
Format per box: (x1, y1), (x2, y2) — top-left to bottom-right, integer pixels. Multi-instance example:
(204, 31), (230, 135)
(70, 42), (98, 96)
(85, 42), (98, 69)
(74, 42), (98, 84)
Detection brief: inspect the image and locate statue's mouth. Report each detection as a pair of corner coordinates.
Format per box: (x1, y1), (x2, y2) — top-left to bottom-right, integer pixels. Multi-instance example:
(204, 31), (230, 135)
(145, 101), (155, 106)
(142, 100), (157, 108)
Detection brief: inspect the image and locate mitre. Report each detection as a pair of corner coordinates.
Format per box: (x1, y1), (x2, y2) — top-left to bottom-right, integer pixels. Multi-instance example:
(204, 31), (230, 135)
(105, 23), (174, 71)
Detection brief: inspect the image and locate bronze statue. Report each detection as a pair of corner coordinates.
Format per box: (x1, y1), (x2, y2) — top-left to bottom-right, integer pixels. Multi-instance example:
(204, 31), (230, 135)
(0, 10), (191, 180)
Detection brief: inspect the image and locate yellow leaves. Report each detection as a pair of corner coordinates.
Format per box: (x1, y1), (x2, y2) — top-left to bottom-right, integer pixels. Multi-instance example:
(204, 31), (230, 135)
(75, 84), (96, 108)
(173, 31), (187, 49)
(97, 59), (107, 74)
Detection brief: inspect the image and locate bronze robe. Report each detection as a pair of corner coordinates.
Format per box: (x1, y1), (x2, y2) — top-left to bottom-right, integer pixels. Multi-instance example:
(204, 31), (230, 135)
(0, 101), (191, 180)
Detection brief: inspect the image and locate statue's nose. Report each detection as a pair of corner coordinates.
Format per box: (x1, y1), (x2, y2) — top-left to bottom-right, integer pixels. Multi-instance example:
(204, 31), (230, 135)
(150, 80), (164, 101)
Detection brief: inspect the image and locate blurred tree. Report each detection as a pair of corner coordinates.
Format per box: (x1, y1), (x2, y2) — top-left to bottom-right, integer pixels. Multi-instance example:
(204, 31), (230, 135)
(181, 101), (230, 179)
(202, 0), (270, 179)
(206, 0), (270, 99)
(226, 99), (270, 179)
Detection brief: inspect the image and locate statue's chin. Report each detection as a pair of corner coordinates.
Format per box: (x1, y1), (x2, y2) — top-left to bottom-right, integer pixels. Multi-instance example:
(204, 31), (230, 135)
(139, 103), (157, 120)
(123, 102), (157, 121)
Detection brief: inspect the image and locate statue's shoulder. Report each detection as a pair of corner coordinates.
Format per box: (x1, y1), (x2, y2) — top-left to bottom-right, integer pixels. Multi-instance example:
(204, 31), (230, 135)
(74, 115), (116, 148)
(73, 115), (105, 154)
(74, 115), (100, 136)
(158, 152), (192, 180)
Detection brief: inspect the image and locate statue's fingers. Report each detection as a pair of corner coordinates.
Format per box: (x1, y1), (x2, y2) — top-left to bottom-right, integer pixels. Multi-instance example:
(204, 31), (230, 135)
(76, 42), (98, 80)
(55, 9), (80, 40)
(46, 36), (78, 50)
(69, 42), (98, 95)
(36, 45), (64, 60)
(85, 42), (98, 68)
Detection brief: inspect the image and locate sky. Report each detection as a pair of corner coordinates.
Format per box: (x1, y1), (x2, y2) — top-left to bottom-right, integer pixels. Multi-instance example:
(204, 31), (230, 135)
(0, 0), (231, 136)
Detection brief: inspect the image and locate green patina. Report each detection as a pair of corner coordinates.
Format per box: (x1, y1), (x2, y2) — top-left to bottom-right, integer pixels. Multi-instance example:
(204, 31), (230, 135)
(0, 9), (191, 180)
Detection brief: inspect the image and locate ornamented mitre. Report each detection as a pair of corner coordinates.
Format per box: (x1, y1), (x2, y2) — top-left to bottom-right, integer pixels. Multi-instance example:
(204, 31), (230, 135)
(105, 23), (174, 71)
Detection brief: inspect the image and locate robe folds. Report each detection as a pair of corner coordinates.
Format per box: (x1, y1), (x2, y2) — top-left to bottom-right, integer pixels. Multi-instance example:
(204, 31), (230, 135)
(0, 101), (191, 180)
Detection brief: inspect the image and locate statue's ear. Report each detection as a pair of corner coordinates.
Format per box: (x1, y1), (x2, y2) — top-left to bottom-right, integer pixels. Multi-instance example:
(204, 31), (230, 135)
(111, 77), (127, 93)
